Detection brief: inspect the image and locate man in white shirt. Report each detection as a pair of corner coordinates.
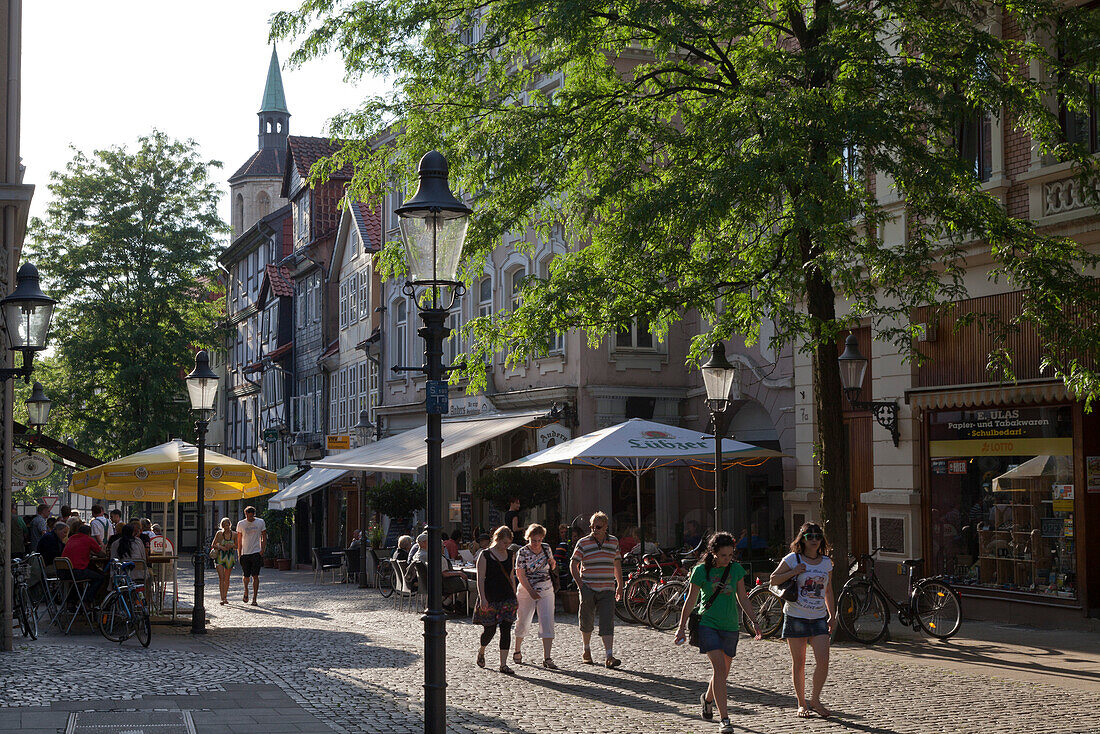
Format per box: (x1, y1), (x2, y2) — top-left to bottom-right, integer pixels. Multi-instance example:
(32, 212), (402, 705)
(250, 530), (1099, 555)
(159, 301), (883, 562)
(88, 505), (111, 546)
(236, 506), (267, 606)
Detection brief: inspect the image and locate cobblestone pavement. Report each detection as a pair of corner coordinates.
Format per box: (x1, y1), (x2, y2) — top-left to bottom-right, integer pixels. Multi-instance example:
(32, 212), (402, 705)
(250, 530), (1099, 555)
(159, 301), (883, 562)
(3, 568), (1096, 733)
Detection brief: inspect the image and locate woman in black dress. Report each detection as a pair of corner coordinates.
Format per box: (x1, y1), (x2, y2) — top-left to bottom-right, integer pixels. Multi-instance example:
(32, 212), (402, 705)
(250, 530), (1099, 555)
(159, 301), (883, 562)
(474, 526), (518, 674)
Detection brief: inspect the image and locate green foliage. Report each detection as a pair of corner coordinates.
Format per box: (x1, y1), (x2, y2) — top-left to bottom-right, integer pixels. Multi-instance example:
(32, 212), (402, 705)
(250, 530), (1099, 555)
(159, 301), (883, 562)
(473, 468), (560, 512)
(364, 477), (426, 520)
(261, 507), (295, 558)
(26, 131), (228, 460)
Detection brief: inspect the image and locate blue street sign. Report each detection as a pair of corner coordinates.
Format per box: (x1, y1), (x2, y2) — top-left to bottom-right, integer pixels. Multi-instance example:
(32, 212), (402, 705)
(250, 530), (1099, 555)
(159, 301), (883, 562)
(426, 380), (449, 415)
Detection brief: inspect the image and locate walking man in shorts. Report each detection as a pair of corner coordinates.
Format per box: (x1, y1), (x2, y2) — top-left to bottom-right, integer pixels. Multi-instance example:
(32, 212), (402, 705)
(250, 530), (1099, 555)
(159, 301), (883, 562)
(571, 511), (624, 668)
(236, 506), (266, 606)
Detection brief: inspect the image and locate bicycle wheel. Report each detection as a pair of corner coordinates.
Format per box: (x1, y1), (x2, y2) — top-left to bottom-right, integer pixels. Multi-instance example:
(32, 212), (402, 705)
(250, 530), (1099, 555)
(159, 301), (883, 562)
(745, 585), (783, 638)
(16, 584), (37, 640)
(624, 575), (658, 624)
(376, 564), (395, 598)
(134, 605), (152, 647)
(838, 582), (889, 644)
(914, 580), (961, 639)
(646, 581), (687, 631)
(98, 592), (133, 643)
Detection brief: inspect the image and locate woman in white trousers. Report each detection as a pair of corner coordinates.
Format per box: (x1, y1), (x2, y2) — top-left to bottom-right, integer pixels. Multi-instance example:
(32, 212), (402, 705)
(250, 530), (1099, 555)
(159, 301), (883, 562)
(513, 523), (558, 669)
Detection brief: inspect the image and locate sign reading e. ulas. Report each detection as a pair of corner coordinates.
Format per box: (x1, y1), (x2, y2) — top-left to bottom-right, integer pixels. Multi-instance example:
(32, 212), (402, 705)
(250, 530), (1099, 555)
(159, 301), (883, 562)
(929, 405), (1072, 458)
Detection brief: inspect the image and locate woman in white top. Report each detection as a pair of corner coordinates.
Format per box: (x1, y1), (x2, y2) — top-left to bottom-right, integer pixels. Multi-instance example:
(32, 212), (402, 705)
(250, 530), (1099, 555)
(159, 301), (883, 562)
(512, 523), (558, 669)
(769, 523), (835, 720)
(108, 523), (148, 582)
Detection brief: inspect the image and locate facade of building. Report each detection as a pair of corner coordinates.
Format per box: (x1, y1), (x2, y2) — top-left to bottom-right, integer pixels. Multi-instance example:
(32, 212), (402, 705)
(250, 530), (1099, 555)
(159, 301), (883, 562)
(788, 17), (1100, 625)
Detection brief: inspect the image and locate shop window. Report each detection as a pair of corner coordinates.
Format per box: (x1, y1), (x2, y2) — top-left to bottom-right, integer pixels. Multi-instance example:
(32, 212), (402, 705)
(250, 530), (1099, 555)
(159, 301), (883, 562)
(927, 405), (1076, 600)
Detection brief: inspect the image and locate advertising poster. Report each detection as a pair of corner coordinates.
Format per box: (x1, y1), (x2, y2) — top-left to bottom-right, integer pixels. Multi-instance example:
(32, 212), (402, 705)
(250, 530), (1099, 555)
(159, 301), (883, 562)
(1088, 457), (1100, 494)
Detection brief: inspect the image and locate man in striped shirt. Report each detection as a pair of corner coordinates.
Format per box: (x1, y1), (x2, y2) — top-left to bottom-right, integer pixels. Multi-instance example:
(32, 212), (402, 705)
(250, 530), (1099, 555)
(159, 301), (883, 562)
(570, 511), (624, 668)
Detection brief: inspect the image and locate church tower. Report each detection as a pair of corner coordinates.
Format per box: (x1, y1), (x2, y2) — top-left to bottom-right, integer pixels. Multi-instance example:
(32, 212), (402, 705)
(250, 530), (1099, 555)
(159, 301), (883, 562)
(228, 47), (291, 236)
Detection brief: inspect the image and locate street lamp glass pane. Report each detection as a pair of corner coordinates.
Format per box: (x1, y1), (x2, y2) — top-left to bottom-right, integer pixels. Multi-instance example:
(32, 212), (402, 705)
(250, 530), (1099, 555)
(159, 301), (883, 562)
(3, 300), (53, 350)
(701, 364), (737, 403)
(838, 357), (868, 393)
(186, 378), (218, 411)
(398, 210), (468, 284)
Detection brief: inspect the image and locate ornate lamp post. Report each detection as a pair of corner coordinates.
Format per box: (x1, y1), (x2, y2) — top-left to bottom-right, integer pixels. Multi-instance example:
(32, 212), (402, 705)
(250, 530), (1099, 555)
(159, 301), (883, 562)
(701, 342), (738, 532)
(289, 433), (309, 467)
(837, 334), (899, 447)
(185, 350), (218, 634)
(394, 150), (470, 734)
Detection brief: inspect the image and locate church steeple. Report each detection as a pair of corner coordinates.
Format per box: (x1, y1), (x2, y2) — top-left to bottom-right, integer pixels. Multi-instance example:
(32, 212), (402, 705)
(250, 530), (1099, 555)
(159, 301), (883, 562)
(258, 46), (290, 152)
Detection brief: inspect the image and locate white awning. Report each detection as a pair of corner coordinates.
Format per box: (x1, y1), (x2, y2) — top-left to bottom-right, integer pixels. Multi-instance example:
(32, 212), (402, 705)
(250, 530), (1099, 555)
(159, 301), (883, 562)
(313, 411), (544, 474)
(267, 466), (350, 510)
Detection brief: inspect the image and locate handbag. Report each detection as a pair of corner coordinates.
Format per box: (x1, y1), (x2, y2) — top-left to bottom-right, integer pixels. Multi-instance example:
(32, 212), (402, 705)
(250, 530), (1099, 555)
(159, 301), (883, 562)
(769, 553), (801, 603)
(542, 546), (560, 593)
(687, 563), (732, 647)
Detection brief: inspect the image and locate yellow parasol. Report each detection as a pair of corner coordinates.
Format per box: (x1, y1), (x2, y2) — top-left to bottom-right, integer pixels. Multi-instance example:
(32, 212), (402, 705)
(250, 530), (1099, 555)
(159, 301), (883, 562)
(68, 439), (278, 502)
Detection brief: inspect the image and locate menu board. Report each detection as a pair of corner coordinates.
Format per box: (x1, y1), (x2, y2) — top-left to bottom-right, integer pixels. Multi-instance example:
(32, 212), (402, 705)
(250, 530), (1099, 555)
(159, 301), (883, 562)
(459, 492), (473, 542)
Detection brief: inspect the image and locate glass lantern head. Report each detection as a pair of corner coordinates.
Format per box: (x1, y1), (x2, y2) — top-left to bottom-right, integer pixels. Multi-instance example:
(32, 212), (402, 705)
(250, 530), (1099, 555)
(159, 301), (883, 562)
(289, 433), (309, 463)
(395, 151), (471, 286)
(1, 262), (56, 351)
(838, 334), (869, 399)
(185, 350), (219, 412)
(700, 342), (738, 408)
(25, 381), (51, 427)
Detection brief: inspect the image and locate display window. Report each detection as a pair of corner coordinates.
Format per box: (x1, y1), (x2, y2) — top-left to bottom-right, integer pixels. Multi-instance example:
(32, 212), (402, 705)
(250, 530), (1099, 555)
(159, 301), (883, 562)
(927, 405), (1076, 600)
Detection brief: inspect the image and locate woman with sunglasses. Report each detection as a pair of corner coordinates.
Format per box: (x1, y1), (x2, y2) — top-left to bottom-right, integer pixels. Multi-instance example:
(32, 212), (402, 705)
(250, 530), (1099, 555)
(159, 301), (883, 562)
(769, 522), (836, 719)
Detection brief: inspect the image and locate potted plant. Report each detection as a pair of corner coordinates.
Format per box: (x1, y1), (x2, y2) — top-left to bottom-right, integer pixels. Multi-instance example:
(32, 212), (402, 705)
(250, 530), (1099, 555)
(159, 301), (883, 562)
(364, 477), (426, 526)
(261, 507), (295, 570)
(473, 468), (561, 521)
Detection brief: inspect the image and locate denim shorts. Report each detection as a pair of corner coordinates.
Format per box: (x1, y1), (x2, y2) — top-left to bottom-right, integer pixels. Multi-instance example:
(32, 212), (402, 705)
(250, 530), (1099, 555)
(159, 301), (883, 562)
(696, 624), (739, 657)
(780, 614), (829, 639)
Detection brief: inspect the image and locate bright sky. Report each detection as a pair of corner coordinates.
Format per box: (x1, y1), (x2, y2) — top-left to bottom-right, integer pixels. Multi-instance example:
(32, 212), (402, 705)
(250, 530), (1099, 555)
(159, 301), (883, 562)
(21, 2), (386, 237)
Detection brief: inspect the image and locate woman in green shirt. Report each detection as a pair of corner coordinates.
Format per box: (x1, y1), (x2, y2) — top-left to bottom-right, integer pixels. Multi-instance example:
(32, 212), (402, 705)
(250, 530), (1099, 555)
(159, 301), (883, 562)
(675, 532), (760, 734)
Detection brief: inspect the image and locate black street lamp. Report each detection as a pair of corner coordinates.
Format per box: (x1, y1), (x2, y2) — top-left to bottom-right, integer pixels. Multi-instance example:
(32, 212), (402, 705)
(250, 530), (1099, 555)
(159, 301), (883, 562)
(0, 262), (56, 383)
(289, 432), (309, 467)
(837, 334), (899, 447)
(185, 349), (218, 634)
(25, 382), (52, 430)
(701, 342), (738, 532)
(353, 409), (375, 589)
(395, 150), (471, 734)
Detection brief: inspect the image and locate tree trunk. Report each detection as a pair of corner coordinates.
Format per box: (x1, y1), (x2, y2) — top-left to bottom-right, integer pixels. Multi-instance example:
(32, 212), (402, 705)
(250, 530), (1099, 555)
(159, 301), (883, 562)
(804, 264), (851, 596)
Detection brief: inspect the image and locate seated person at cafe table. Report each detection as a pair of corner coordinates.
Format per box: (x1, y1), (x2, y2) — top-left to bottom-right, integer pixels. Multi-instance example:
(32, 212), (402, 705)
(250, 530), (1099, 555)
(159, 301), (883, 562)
(410, 532), (473, 611)
(392, 535), (413, 562)
(60, 524), (107, 600)
(109, 524), (148, 581)
(37, 521), (69, 566)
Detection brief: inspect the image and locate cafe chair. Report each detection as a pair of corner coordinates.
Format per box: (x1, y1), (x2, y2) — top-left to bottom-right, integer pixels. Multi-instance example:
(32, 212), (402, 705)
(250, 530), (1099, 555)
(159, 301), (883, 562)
(413, 562), (430, 613)
(392, 560), (415, 612)
(52, 557), (95, 635)
(344, 548), (362, 585)
(25, 552), (63, 633)
(312, 547), (345, 585)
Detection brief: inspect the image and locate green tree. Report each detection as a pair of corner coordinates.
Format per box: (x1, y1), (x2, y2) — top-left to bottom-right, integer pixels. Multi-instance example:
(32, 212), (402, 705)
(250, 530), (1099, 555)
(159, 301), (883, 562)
(273, 1), (1100, 587)
(26, 132), (226, 460)
(472, 468), (560, 512)
(365, 477), (427, 520)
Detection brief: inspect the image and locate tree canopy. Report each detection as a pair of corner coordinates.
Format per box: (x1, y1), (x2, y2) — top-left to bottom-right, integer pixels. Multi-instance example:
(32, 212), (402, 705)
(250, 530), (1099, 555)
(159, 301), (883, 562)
(273, 0), (1100, 582)
(26, 132), (226, 460)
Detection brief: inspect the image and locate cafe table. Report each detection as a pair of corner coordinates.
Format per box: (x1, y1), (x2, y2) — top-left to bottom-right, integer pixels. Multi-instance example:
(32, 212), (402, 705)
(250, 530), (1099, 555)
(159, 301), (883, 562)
(146, 554), (179, 621)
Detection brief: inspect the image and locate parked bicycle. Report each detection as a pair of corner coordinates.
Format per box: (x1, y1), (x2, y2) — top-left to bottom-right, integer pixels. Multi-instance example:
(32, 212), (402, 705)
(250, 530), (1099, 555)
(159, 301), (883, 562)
(838, 547), (962, 644)
(10, 556), (38, 640)
(98, 559), (152, 647)
(621, 548), (694, 624)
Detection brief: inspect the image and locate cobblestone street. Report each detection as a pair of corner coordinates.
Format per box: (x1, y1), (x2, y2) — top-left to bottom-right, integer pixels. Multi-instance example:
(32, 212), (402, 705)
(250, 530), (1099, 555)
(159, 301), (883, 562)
(3, 569), (1097, 734)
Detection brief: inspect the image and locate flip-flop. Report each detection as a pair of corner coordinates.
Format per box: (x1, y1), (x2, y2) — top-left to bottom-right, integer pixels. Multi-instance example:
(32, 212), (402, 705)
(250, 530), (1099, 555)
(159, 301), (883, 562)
(796, 707), (811, 718)
(476, 650), (486, 668)
(809, 702), (831, 718)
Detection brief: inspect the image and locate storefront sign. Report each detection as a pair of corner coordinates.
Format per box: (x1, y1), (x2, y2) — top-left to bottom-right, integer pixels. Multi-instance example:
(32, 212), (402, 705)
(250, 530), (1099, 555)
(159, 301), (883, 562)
(449, 501), (461, 524)
(263, 428), (280, 443)
(928, 406), (1072, 457)
(947, 460), (968, 474)
(327, 435), (351, 451)
(1052, 499), (1074, 512)
(537, 423), (571, 450)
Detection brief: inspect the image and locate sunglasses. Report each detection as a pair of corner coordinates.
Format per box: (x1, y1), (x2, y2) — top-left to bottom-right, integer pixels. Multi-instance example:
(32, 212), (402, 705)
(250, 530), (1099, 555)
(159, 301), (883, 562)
(592, 525), (607, 530)
(803, 532), (823, 541)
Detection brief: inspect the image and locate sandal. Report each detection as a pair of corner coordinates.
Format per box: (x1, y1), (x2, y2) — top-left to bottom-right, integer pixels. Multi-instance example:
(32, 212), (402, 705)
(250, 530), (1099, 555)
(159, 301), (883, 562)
(542, 658), (559, 670)
(512, 651), (522, 665)
(796, 707), (811, 719)
(476, 650), (485, 668)
(498, 664), (514, 675)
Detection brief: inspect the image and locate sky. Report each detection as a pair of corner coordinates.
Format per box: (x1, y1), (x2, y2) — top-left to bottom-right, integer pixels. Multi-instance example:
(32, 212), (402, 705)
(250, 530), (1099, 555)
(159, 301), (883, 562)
(21, 1), (387, 234)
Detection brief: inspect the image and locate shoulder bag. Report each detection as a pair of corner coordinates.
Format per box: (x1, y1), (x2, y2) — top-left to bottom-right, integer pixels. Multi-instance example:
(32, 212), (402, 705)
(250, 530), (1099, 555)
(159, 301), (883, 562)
(687, 562), (732, 647)
(542, 545), (560, 592)
(769, 553), (801, 603)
